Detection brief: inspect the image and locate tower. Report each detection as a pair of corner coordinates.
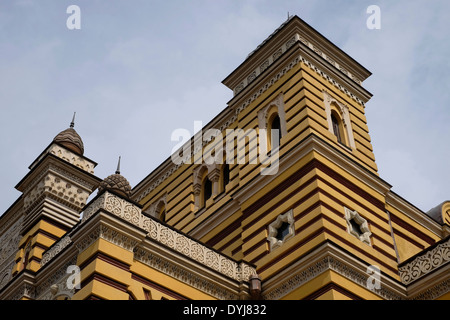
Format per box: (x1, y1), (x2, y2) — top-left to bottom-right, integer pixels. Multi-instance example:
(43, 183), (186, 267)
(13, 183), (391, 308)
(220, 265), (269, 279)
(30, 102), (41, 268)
(132, 16), (449, 300)
(2, 115), (101, 299)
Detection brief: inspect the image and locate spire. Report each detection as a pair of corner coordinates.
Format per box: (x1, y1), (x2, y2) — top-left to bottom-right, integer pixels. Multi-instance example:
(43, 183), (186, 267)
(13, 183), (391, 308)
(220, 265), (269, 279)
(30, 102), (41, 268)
(70, 112), (76, 128)
(115, 156), (121, 174)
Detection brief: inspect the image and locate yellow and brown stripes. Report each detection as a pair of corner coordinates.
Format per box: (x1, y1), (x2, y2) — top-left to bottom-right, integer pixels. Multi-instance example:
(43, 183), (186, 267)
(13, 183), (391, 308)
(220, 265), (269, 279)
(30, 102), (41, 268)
(12, 218), (68, 275)
(207, 157), (400, 280)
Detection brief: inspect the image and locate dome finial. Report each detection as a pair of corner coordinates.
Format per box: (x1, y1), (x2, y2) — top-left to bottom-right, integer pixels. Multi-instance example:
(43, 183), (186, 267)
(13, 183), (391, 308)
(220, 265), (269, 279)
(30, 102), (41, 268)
(116, 156), (121, 174)
(70, 112), (76, 128)
(53, 112), (84, 155)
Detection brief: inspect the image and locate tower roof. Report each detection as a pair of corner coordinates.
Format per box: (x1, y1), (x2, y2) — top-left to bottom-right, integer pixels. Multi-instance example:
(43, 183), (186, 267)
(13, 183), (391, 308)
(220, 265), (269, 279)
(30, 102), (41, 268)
(53, 112), (84, 155)
(98, 156), (132, 199)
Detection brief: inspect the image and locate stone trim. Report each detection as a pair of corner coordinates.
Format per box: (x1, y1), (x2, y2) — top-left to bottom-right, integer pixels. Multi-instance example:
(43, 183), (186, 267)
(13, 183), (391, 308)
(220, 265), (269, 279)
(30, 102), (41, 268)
(323, 90), (356, 149)
(398, 237), (450, 285)
(344, 207), (372, 246)
(262, 242), (405, 300)
(134, 247), (243, 300)
(267, 209), (295, 251)
(40, 235), (72, 267)
(77, 192), (255, 282)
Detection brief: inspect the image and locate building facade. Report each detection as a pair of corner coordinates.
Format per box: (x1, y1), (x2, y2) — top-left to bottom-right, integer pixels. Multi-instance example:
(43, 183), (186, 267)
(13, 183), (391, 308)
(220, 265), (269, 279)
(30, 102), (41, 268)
(0, 15), (449, 300)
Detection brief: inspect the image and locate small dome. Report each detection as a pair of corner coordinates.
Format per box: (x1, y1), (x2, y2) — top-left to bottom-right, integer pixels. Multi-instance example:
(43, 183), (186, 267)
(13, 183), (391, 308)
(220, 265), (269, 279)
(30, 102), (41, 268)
(98, 173), (132, 199)
(98, 157), (132, 199)
(53, 113), (84, 155)
(53, 127), (84, 155)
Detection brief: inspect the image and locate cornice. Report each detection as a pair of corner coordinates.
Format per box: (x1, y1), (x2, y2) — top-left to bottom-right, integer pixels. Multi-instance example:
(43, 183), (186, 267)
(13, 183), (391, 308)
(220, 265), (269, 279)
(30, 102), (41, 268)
(223, 15), (371, 95)
(398, 236), (450, 285)
(386, 191), (443, 238)
(261, 240), (406, 300)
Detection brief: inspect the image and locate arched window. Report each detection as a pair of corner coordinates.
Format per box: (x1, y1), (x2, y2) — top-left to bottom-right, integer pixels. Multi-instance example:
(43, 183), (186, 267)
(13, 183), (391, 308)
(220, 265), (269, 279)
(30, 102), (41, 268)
(331, 111), (344, 144)
(203, 177), (212, 207)
(158, 205), (166, 222)
(268, 113), (282, 151)
(22, 241), (31, 270)
(222, 164), (230, 192)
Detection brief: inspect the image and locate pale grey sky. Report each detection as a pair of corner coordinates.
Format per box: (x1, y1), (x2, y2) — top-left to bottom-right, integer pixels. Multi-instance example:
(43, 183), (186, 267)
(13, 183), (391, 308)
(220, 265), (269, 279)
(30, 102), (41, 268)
(1, 0), (449, 215)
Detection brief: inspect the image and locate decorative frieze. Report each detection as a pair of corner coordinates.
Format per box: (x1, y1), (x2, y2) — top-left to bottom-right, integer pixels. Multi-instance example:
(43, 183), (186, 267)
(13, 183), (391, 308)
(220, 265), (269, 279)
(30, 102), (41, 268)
(36, 256), (78, 300)
(79, 192), (256, 283)
(134, 248), (239, 300)
(399, 238), (450, 285)
(262, 256), (404, 300)
(32, 143), (95, 174)
(40, 235), (72, 267)
(233, 32), (363, 97)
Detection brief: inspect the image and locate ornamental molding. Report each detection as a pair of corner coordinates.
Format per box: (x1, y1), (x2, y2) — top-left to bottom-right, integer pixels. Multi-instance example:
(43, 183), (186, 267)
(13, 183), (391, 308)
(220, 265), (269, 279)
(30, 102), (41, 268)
(40, 235), (73, 267)
(398, 237), (450, 285)
(75, 223), (139, 254)
(35, 256), (78, 300)
(0, 217), (22, 268)
(31, 143), (95, 174)
(410, 278), (450, 300)
(233, 33), (363, 97)
(262, 243), (405, 300)
(134, 247), (241, 300)
(6, 276), (36, 301)
(23, 170), (91, 213)
(47, 144), (95, 174)
(78, 191), (256, 283)
(0, 261), (14, 292)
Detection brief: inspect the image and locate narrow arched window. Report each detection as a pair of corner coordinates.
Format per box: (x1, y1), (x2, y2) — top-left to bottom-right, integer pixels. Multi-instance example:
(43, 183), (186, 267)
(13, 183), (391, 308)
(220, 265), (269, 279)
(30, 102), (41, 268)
(159, 207), (166, 222)
(331, 112), (343, 144)
(270, 114), (281, 147)
(154, 201), (166, 222)
(223, 164), (230, 192)
(203, 177), (212, 207)
(23, 242), (31, 270)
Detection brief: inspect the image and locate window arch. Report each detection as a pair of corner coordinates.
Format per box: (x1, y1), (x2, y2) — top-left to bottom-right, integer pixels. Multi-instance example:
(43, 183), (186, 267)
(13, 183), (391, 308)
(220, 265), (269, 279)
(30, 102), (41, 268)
(222, 164), (230, 192)
(257, 93), (287, 152)
(268, 113), (281, 151)
(323, 90), (356, 149)
(193, 163), (220, 210)
(202, 177), (213, 207)
(22, 241), (32, 271)
(155, 201), (166, 222)
(144, 194), (167, 221)
(331, 110), (345, 144)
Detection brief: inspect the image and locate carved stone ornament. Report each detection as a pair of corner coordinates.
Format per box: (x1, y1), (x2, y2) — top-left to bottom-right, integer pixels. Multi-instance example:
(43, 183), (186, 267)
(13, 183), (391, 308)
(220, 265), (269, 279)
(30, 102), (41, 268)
(40, 235), (72, 267)
(344, 207), (372, 245)
(322, 90), (356, 149)
(262, 255), (404, 300)
(268, 210), (295, 251)
(78, 191), (256, 283)
(399, 237), (450, 285)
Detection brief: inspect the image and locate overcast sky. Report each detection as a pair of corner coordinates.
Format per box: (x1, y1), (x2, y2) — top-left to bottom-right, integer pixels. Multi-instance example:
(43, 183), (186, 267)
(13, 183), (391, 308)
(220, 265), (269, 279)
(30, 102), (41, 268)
(1, 0), (449, 216)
